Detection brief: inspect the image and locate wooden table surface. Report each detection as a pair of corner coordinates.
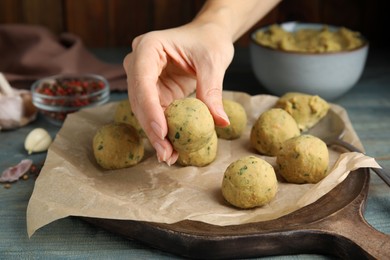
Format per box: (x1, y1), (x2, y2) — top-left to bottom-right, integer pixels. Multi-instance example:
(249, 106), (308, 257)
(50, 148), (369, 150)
(0, 47), (389, 259)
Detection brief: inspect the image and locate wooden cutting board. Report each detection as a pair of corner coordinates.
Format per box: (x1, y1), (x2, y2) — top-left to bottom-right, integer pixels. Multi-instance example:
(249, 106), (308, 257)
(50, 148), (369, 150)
(83, 168), (390, 259)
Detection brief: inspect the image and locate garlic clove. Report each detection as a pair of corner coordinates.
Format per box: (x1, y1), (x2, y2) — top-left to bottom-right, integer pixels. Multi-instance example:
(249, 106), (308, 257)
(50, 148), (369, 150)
(24, 128), (52, 154)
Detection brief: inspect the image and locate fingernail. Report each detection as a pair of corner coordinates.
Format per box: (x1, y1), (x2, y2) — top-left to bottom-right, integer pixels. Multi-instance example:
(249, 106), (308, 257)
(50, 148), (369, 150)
(166, 158), (173, 166)
(153, 142), (167, 162)
(151, 121), (164, 140)
(166, 151), (179, 166)
(216, 107), (230, 125)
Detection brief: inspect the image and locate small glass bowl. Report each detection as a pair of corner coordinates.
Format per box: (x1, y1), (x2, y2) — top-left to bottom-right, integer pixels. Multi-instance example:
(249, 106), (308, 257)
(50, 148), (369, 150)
(31, 74), (110, 125)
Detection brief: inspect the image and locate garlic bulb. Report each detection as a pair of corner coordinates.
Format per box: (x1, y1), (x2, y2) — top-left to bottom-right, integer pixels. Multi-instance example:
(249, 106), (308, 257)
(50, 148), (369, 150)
(24, 128), (52, 154)
(0, 72), (37, 130)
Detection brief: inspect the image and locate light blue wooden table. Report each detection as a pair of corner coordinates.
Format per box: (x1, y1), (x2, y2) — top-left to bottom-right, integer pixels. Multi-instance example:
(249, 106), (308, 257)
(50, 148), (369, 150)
(0, 48), (389, 259)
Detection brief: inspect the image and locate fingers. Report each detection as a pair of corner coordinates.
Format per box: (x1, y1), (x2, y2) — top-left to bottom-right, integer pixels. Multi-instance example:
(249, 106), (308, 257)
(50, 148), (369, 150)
(123, 41), (177, 165)
(197, 84), (229, 127)
(124, 27), (234, 165)
(135, 94), (176, 165)
(195, 56), (231, 128)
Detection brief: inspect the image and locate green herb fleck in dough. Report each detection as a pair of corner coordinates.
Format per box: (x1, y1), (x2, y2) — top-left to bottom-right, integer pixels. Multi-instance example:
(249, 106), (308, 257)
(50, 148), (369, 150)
(239, 165), (248, 175)
(98, 144), (104, 150)
(292, 103), (297, 109)
(175, 132), (180, 139)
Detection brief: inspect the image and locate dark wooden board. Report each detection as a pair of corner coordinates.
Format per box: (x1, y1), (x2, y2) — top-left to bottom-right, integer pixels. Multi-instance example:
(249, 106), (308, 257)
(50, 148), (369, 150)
(83, 168), (390, 259)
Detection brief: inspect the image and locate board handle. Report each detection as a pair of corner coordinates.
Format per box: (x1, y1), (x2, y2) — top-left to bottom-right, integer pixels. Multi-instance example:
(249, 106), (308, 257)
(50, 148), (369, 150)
(318, 203), (390, 259)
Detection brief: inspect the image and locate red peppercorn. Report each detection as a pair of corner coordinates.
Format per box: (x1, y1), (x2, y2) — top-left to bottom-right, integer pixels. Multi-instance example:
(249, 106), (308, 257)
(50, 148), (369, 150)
(34, 76), (106, 123)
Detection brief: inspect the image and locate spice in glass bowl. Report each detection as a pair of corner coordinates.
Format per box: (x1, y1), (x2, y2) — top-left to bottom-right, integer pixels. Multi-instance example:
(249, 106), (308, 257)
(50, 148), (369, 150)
(31, 74), (110, 125)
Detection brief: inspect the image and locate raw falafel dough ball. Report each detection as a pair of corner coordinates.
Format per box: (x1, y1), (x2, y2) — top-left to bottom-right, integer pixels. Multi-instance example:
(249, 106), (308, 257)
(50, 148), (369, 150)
(114, 99), (145, 137)
(222, 156), (278, 209)
(215, 99), (247, 140)
(177, 131), (218, 167)
(165, 97), (214, 152)
(250, 108), (300, 156)
(275, 92), (330, 131)
(93, 123), (144, 170)
(276, 134), (329, 184)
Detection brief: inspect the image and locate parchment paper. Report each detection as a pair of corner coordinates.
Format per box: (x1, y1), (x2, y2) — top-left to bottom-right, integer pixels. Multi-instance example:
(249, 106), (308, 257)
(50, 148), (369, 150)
(27, 92), (380, 237)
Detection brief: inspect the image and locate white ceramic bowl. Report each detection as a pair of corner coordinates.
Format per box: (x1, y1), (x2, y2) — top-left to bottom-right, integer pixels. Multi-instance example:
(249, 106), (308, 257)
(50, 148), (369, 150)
(249, 22), (369, 100)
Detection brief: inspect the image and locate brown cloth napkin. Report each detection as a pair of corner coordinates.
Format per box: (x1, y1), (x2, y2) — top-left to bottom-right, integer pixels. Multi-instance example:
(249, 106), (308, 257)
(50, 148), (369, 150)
(0, 24), (127, 91)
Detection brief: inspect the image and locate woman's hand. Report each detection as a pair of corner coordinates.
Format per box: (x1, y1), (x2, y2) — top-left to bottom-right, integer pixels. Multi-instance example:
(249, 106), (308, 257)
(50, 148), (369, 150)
(123, 23), (233, 165)
(123, 0), (281, 165)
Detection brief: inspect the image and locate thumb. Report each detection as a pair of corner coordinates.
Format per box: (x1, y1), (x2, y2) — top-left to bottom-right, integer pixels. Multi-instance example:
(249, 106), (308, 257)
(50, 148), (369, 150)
(195, 65), (230, 127)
